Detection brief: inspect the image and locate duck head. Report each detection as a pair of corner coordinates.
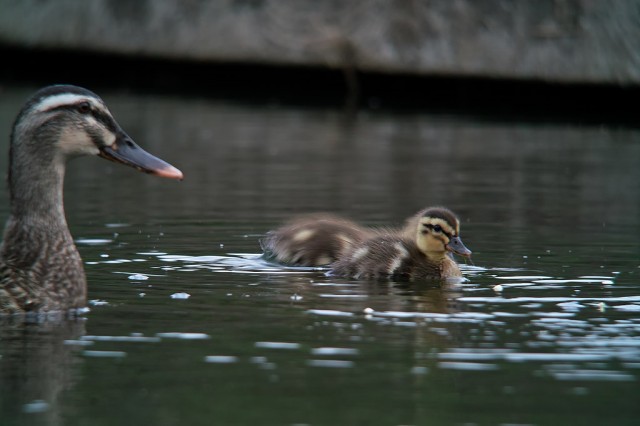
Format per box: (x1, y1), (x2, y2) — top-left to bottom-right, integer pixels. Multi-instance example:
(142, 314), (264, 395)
(10, 84), (183, 182)
(415, 207), (472, 259)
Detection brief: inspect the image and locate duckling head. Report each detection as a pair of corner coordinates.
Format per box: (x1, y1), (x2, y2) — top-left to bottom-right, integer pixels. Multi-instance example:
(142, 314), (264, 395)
(415, 207), (472, 259)
(10, 84), (183, 185)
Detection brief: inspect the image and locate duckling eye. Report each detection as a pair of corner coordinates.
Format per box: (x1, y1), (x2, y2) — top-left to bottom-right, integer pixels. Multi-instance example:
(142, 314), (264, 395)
(433, 225), (443, 233)
(76, 102), (91, 114)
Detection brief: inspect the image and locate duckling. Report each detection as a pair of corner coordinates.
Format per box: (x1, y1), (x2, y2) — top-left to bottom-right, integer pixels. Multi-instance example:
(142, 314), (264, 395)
(329, 207), (471, 280)
(0, 85), (183, 314)
(261, 213), (377, 266)
(261, 209), (438, 267)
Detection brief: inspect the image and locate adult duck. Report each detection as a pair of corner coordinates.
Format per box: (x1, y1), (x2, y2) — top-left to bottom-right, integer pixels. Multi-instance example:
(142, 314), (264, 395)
(0, 85), (183, 314)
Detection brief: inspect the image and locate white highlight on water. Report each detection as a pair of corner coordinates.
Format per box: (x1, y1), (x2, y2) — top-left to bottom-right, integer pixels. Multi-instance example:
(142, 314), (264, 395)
(255, 341), (301, 350)
(204, 355), (238, 364)
(170, 292), (191, 299)
(311, 347), (359, 356)
(156, 332), (210, 340)
(22, 400), (50, 414)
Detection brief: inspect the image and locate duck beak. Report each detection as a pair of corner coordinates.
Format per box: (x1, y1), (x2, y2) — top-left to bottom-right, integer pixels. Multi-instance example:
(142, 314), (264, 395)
(99, 133), (183, 180)
(446, 236), (472, 258)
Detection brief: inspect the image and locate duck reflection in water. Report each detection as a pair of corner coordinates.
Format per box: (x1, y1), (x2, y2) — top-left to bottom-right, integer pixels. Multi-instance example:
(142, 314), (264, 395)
(0, 318), (85, 425)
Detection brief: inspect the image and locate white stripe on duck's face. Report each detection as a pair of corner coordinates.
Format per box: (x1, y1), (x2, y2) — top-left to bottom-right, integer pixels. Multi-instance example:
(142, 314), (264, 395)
(35, 93), (104, 114)
(36, 94), (116, 157)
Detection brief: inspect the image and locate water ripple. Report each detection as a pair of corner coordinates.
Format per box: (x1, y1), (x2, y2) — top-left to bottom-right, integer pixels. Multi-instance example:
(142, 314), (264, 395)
(307, 359), (355, 368)
(458, 296), (640, 303)
(255, 341), (301, 350)
(311, 347), (359, 356)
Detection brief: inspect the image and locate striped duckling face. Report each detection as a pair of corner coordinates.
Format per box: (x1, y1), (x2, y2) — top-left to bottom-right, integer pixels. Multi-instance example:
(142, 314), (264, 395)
(416, 207), (472, 258)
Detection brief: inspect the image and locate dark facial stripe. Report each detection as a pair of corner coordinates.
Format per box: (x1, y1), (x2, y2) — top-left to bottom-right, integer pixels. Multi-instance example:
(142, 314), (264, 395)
(422, 222), (453, 240)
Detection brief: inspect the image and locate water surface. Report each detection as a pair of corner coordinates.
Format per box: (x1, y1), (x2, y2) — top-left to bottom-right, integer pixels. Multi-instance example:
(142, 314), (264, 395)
(1, 85), (639, 425)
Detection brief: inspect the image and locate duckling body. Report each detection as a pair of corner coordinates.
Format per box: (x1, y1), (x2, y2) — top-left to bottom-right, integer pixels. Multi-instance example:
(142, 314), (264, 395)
(329, 235), (447, 280)
(261, 213), (376, 266)
(330, 207), (471, 280)
(0, 85), (183, 314)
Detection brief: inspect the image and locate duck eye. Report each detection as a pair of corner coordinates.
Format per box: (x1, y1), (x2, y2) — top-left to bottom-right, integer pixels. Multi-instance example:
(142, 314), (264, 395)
(77, 102), (91, 114)
(433, 225), (443, 233)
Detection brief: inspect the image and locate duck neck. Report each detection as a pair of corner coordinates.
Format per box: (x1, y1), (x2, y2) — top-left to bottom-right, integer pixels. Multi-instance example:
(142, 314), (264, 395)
(8, 129), (69, 231)
(9, 152), (68, 233)
(424, 251), (447, 265)
(1, 130), (87, 311)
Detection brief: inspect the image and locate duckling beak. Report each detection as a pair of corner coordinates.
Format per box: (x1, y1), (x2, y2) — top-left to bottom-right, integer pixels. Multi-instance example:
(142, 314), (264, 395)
(446, 236), (472, 258)
(99, 134), (183, 180)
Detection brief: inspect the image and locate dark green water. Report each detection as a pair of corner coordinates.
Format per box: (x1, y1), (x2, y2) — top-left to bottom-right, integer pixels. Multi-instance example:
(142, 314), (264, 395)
(1, 85), (640, 425)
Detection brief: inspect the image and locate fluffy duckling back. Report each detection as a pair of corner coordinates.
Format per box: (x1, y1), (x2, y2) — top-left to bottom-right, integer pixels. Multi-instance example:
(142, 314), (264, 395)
(261, 213), (376, 266)
(330, 207), (471, 280)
